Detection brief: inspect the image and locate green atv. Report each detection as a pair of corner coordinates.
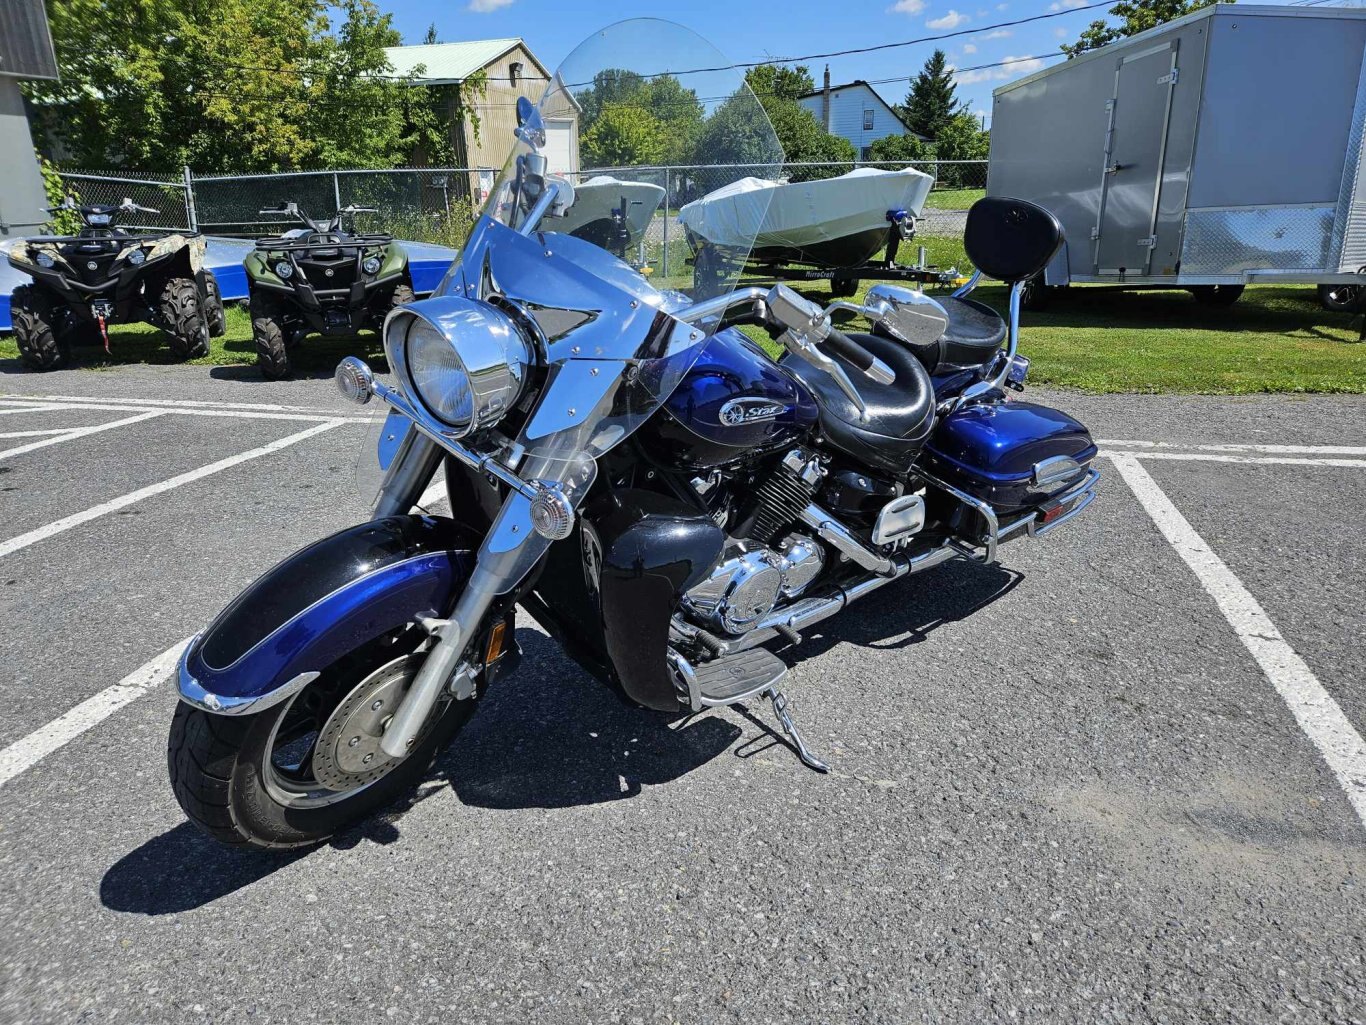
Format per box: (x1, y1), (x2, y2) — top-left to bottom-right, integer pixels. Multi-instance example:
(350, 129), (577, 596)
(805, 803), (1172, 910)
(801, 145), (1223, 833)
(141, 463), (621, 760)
(244, 203), (414, 379)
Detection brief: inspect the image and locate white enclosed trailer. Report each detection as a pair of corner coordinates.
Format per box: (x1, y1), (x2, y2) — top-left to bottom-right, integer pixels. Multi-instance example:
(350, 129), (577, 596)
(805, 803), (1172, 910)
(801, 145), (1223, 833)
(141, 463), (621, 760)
(987, 4), (1366, 307)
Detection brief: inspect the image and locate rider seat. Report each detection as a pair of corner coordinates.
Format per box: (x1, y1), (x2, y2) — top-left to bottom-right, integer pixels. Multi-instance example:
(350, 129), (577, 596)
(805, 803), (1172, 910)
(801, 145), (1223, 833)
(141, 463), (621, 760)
(874, 296), (1006, 375)
(781, 331), (936, 476)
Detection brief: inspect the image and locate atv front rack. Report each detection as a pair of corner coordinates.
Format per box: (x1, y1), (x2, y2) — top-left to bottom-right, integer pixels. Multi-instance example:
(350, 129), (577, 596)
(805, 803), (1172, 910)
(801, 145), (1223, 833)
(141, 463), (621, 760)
(253, 232), (394, 252)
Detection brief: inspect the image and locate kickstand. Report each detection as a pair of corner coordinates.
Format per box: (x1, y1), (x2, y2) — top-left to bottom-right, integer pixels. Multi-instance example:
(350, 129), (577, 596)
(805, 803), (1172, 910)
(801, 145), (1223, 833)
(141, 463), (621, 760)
(766, 688), (829, 774)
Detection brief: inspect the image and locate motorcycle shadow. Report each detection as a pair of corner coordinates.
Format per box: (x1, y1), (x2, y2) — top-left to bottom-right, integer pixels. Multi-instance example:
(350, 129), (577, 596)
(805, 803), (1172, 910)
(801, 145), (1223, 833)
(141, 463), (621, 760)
(437, 628), (743, 811)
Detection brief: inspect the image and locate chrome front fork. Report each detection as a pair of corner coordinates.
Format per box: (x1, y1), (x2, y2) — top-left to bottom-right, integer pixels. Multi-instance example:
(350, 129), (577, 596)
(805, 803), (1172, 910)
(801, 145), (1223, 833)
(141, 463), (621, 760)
(374, 432), (443, 519)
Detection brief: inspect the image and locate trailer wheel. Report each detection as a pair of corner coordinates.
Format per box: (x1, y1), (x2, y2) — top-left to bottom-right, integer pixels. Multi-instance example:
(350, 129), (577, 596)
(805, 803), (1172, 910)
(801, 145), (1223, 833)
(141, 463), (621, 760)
(10, 285), (72, 372)
(1318, 283), (1363, 313)
(1021, 273), (1051, 311)
(1190, 284), (1244, 307)
(692, 246), (726, 301)
(830, 272), (859, 299)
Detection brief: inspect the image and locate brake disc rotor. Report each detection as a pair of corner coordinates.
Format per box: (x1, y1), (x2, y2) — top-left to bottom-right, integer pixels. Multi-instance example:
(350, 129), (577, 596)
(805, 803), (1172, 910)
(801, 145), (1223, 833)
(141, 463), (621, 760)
(312, 654), (429, 792)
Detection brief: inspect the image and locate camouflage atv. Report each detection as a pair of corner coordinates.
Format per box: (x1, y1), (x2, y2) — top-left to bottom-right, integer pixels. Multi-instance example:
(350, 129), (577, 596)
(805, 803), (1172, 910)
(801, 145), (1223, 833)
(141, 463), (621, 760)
(244, 203), (414, 379)
(3, 198), (225, 371)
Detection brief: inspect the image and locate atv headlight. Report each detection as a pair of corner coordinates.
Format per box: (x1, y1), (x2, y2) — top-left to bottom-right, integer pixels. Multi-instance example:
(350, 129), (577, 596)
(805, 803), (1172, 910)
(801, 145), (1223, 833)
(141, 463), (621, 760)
(36, 252), (56, 269)
(384, 298), (530, 438)
(274, 261), (293, 279)
(127, 248), (146, 266)
(362, 256), (381, 275)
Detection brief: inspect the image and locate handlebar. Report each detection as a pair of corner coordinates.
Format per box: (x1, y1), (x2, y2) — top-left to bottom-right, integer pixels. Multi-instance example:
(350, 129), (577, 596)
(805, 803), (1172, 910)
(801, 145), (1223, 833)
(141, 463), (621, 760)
(821, 327), (895, 385)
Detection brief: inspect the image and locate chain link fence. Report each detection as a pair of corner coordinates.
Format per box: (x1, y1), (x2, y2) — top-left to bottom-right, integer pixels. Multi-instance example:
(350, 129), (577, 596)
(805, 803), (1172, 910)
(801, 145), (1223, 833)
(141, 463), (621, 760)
(53, 160), (987, 283)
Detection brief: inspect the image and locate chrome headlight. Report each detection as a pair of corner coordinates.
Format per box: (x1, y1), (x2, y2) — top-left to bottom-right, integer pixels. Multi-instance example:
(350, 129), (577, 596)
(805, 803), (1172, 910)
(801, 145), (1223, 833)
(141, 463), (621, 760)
(384, 297), (530, 438)
(362, 256), (381, 275)
(126, 248), (146, 266)
(35, 251), (56, 269)
(274, 260), (293, 279)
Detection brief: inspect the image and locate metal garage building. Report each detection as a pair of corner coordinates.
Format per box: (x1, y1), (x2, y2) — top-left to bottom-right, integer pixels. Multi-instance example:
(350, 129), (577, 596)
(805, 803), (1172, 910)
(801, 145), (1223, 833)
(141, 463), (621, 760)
(0, 0), (58, 240)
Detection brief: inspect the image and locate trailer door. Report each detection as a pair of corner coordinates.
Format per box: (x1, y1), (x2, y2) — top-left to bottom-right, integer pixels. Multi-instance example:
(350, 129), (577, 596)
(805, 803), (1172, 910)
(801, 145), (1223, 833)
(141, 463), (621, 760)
(1094, 40), (1179, 276)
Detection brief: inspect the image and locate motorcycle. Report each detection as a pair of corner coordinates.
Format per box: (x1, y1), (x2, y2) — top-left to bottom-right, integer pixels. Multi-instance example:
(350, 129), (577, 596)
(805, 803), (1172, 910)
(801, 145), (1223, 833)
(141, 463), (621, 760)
(245, 202), (416, 379)
(168, 20), (1100, 850)
(3, 197), (225, 371)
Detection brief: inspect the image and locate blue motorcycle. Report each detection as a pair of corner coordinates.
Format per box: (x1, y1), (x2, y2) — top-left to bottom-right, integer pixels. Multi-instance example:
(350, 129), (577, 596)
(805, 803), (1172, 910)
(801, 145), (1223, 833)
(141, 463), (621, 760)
(168, 20), (1099, 849)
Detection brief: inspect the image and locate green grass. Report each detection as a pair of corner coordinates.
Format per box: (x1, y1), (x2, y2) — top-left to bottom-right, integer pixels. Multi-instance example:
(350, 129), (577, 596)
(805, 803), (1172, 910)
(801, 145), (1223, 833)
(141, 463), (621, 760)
(923, 188), (984, 211)
(4, 284), (1362, 394)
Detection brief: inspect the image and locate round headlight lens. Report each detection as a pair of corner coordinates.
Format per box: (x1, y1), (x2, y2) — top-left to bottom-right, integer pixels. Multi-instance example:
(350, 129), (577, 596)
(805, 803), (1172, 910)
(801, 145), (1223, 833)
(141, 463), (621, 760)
(127, 248), (146, 266)
(274, 260), (293, 279)
(35, 251), (56, 269)
(407, 320), (474, 428)
(362, 256), (381, 275)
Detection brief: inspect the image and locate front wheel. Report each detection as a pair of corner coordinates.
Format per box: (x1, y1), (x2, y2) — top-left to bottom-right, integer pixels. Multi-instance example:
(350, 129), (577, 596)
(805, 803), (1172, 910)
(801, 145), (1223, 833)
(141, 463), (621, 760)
(168, 638), (479, 850)
(10, 285), (72, 371)
(203, 273), (227, 337)
(159, 276), (211, 359)
(250, 292), (292, 379)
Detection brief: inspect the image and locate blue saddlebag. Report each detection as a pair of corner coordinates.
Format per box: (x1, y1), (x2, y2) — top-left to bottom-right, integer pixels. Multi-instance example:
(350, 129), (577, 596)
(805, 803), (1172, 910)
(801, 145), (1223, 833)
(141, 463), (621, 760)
(922, 400), (1097, 511)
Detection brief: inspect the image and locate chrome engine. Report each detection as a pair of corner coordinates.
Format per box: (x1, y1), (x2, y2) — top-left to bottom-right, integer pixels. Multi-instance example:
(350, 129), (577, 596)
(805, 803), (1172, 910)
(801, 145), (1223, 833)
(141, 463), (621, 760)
(681, 534), (825, 635)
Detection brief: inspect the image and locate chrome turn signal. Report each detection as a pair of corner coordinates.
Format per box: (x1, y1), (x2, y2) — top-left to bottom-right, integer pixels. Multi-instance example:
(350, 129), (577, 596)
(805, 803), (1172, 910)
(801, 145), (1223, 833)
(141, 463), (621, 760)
(334, 356), (374, 405)
(529, 483), (574, 540)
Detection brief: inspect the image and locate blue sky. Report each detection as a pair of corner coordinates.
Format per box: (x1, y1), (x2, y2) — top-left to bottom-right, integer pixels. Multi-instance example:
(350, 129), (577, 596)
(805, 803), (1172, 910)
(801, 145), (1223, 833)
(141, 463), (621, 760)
(382, 0), (1310, 126)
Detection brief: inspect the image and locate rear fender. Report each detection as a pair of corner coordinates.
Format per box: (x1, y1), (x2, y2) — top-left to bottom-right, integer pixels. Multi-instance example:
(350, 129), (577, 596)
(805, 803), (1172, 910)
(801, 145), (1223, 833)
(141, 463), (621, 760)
(178, 516), (472, 715)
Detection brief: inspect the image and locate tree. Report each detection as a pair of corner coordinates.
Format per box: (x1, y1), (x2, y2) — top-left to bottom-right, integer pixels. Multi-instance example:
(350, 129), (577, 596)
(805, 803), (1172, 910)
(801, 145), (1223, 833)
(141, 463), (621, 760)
(691, 90), (786, 169)
(745, 64), (816, 102)
(900, 50), (960, 140)
(931, 110), (990, 186)
(422, 22), (439, 45)
(1062, 0), (1233, 57)
(575, 70), (703, 167)
(582, 104), (666, 167)
(24, 0), (469, 172)
(867, 132), (929, 164)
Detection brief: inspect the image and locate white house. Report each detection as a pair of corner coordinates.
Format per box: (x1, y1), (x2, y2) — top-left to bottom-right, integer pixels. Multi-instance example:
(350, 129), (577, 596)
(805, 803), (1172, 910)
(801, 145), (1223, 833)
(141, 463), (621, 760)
(797, 69), (926, 161)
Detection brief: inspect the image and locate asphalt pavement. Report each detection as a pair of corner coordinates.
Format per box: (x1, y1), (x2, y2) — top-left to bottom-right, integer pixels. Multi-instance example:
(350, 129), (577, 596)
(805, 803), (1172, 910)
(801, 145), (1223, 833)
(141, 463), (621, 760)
(0, 362), (1363, 1024)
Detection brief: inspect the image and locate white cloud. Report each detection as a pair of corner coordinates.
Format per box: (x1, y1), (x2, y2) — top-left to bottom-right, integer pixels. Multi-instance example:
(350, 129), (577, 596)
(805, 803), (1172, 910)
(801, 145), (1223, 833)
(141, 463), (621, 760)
(927, 9), (969, 29)
(996, 2), (1008, 8)
(983, 28), (1012, 38)
(889, 0), (927, 12)
(954, 54), (1045, 85)
(1048, 0), (1089, 9)
(963, 42), (977, 53)
(467, 0), (513, 10)
(1054, 26), (1068, 37)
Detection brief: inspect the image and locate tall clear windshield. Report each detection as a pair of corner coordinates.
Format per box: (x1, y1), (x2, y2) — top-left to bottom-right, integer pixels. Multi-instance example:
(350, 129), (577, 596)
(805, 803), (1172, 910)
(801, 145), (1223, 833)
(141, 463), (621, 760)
(372, 20), (782, 594)
(469, 17), (783, 303)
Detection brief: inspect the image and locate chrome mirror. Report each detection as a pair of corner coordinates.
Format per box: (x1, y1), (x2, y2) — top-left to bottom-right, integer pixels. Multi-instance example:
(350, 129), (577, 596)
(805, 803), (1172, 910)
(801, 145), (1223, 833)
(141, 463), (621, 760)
(862, 284), (949, 348)
(515, 96), (546, 150)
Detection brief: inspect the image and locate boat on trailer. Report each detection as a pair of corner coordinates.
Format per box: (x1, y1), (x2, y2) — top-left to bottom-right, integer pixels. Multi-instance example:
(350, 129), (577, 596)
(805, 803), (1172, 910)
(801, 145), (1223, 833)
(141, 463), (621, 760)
(556, 176), (665, 255)
(680, 167), (934, 268)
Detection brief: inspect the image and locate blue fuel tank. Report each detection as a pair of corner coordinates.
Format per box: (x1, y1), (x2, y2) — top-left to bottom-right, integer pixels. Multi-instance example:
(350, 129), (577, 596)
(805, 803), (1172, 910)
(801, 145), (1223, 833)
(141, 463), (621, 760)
(646, 328), (819, 470)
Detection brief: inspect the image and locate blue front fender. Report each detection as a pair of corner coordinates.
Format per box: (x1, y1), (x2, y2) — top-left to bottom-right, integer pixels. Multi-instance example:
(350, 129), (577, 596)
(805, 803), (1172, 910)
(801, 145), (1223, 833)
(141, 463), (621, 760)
(178, 516), (472, 715)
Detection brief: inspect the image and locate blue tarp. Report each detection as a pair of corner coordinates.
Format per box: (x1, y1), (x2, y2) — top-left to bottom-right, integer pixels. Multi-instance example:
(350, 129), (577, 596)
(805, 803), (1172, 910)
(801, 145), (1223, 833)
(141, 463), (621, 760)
(0, 236), (460, 331)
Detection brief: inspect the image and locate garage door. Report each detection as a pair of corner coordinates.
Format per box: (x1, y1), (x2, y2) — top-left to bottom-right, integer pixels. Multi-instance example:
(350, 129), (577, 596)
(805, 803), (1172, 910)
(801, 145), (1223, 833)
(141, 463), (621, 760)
(542, 119), (577, 176)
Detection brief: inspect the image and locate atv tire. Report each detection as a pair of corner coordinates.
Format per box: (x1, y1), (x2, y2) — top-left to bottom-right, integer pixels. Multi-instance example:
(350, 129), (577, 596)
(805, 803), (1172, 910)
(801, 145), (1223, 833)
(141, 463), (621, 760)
(204, 274), (227, 337)
(250, 292), (291, 380)
(160, 276), (211, 359)
(11, 285), (72, 372)
(389, 282), (417, 312)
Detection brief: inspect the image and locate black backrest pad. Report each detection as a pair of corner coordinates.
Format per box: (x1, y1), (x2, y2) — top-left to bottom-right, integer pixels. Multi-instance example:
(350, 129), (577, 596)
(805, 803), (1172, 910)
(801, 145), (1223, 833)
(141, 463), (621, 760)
(964, 197), (1064, 283)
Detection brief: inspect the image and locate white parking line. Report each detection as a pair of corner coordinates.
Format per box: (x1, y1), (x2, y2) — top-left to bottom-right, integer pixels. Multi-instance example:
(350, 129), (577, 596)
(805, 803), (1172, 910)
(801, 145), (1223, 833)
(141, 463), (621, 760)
(0, 639), (191, 789)
(1111, 454), (1366, 828)
(0, 398), (373, 425)
(0, 410), (164, 460)
(0, 428), (89, 439)
(1101, 438), (1366, 456)
(0, 404), (63, 416)
(1115, 452), (1366, 469)
(0, 392), (354, 415)
(0, 419), (345, 560)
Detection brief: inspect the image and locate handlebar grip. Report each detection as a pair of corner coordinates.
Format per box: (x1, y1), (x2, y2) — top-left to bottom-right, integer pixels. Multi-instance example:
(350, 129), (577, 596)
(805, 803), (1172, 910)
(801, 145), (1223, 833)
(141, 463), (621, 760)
(823, 328), (895, 385)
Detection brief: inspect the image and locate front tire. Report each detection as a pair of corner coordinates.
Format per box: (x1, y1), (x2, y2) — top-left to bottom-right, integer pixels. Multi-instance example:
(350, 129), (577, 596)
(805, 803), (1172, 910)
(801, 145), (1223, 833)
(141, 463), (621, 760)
(250, 291), (291, 379)
(204, 274), (227, 337)
(159, 276), (211, 359)
(168, 639), (479, 850)
(10, 285), (72, 371)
